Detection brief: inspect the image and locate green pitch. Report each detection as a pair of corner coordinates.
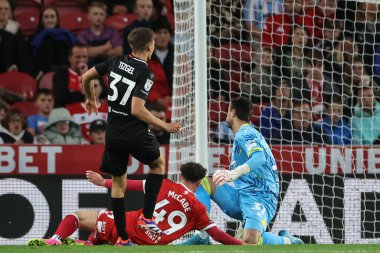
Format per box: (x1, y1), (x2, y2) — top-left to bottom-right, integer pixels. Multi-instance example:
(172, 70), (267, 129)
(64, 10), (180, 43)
(1, 244), (380, 253)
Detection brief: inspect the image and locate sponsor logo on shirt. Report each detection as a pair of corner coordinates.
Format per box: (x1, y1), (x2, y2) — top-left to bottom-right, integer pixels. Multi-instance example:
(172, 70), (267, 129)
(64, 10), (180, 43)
(144, 79), (153, 91)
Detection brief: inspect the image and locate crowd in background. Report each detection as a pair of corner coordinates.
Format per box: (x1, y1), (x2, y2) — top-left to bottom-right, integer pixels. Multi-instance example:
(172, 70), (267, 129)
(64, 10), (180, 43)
(0, 0), (379, 146)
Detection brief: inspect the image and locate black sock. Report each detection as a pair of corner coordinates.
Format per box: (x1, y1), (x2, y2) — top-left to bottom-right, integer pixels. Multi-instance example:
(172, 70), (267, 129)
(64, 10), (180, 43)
(143, 174), (164, 219)
(111, 197), (128, 240)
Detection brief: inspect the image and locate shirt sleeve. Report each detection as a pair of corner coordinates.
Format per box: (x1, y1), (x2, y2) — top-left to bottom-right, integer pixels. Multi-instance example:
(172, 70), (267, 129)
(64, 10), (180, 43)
(95, 57), (113, 76)
(239, 135), (263, 158)
(132, 71), (154, 100)
(194, 203), (215, 231)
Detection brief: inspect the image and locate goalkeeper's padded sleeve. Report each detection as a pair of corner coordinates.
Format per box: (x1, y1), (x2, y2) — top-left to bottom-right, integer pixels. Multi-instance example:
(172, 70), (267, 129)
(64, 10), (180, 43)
(230, 150), (266, 180)
(206, 226), (242, 245)
(104, 179), (144, 192)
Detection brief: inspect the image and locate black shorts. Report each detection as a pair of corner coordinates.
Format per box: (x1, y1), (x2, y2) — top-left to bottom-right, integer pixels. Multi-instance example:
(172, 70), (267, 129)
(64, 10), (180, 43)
(100, 133), (160, 176)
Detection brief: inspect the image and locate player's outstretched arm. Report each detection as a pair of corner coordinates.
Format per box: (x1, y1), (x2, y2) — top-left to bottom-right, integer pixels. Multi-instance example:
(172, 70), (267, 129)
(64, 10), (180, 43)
(131, 97), (181, 133)
(82, 67), (100, 115)
(86, 170), (144, 192)
(205, 226), (243, 245)
(213, 151), (265, 186)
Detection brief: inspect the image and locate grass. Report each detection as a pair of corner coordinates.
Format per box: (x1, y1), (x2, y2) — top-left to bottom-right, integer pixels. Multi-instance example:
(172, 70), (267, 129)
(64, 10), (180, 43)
(0, 244), (380, 253)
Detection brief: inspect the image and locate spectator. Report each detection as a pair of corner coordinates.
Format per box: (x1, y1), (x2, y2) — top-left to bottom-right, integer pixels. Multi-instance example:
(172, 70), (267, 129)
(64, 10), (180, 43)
(0, 101), (8, 124)
(301, 0), (337, 44)
(0, 108), (34, 144)
(303, 50), (326, 121)
(282, 100), (325, 145)
(0, 0), (32, 73)
(208, 0), (247, 46)
(78, 1), (123, 67)
(214, 121), (234, 144)
(30, 6), (78, 74)
(352, 2), (380, 76)
(319, 95), (351, 145)
(260, 80), (291, 144)
(243, 0), (283, 45)
(122, 0), (154, 54)
(27, 89), (54, 136)
(208, 45), (229, 101)
(89, 119), (106, 144)
(41, 108), (88, 144)
(66, 77), (108, 141)
(315, 19), (342, 59)
(147, 15), (173, 107)
(53, 43), (88, 107)
(240, 47), (276, 103)
(351, 86), (380, 145)
(261, 0), (304, 49)
(275, 24), (310, 83)
(146, 102), (170, 145)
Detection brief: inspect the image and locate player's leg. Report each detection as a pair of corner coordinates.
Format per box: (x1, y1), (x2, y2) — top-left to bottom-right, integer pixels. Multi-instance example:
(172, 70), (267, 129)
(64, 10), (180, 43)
(99, 137), (130, 243)
(211, 181), (243, 220)
(132, 134), (163, 234)
(28, 210), (99, 246)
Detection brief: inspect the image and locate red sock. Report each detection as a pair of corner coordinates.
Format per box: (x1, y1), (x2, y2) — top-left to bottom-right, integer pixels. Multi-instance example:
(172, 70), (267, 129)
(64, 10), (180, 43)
(54, 213), (79, 240)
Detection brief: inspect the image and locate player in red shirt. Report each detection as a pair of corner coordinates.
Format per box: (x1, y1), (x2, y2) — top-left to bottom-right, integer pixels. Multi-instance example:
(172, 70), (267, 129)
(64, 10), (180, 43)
(28, 162), (242, 246)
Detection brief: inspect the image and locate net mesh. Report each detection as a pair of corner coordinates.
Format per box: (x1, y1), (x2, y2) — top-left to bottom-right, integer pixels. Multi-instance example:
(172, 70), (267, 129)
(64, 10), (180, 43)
(170, 0), (380, 244)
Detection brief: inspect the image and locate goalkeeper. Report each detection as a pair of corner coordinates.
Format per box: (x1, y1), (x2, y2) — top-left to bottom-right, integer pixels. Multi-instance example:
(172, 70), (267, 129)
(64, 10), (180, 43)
(186, 97), (303, 245)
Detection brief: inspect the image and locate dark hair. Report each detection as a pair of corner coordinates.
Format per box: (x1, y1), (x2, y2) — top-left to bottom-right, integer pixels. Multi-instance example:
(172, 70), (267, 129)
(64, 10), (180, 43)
(180, 162), (207, 183)
(146, 101), (166, 112)
(127, 28), (155, 53)
(35, 88), (54, 99)
(2, 108), (27, 131)
(230, 97), (252, 122)
(37, 6), (60, 32)
(69, 43), (87, 55)
(292, 99), (311, 109)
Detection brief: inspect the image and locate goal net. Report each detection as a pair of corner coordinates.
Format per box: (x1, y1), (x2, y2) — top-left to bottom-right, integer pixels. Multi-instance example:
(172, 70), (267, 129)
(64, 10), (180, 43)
(170, 0), (380, 244)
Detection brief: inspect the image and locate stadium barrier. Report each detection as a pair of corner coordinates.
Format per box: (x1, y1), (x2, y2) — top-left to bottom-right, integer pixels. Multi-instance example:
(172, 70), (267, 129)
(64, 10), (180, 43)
(0, 144), (379, 244)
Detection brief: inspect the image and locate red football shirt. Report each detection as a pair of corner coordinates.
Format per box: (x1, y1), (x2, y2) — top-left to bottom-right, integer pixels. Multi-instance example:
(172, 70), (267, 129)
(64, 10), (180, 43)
(125, 179), (215, 245)
(65, 101), (108, 141)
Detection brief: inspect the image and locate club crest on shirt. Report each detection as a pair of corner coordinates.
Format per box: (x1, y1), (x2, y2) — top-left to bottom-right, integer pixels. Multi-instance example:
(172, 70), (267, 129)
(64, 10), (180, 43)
(144, 79), (153, 91)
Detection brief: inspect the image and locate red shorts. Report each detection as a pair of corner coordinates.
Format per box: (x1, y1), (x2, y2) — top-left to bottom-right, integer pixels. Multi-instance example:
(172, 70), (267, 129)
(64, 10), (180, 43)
(92, 210), (118, 244)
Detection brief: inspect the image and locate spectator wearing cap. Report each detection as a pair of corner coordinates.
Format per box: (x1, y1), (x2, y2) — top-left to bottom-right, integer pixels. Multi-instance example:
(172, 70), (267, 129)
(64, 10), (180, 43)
(122, 0), (154, 54)
(147, 15), (174, 108)
(89, 119), (106, 144)
(40, 108), (88, 144)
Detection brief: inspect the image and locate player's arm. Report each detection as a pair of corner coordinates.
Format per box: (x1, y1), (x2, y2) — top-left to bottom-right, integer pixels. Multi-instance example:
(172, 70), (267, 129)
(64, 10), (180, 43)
(86, 170), (145, 192)
(213, 138), (265, 186)
(204, 226), (242, 245)
(82, 67), (99, 102)
(131, 97), (180, 133)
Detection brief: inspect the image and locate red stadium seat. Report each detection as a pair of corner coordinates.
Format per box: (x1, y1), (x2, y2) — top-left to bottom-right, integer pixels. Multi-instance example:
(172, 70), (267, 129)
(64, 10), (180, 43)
(106, 13), (138, 33)
(13, 9), (40, 38)
(11, 101), (38, 116)
(0, 72), (37, 100)
(213, 43), (253, 69)
(251, 102), (269, 125)
(209, 101), (229, 123)
(44, 0), (87, 16)
(60, 12), (90, 34)
(38, 71), (54, 90)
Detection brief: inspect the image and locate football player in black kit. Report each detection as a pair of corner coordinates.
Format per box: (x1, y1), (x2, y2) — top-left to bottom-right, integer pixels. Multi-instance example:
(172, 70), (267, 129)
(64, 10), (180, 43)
(81, 27), (181, 246)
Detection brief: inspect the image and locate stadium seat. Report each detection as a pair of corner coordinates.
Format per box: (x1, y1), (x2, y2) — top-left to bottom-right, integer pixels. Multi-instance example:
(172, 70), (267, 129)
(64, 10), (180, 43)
(106, 14), (138, 33)
(60, 12), (90, 34)
(209, 101), (229, 123)
(251, 102), (269, 125)
(0, 72), (37, 100)
(13, 9), (40, 38)
(38, 71), (54, 90)
(11, 101), (38, 116)
(213, 43), (253, 69)
(44, 0), (87, 17)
